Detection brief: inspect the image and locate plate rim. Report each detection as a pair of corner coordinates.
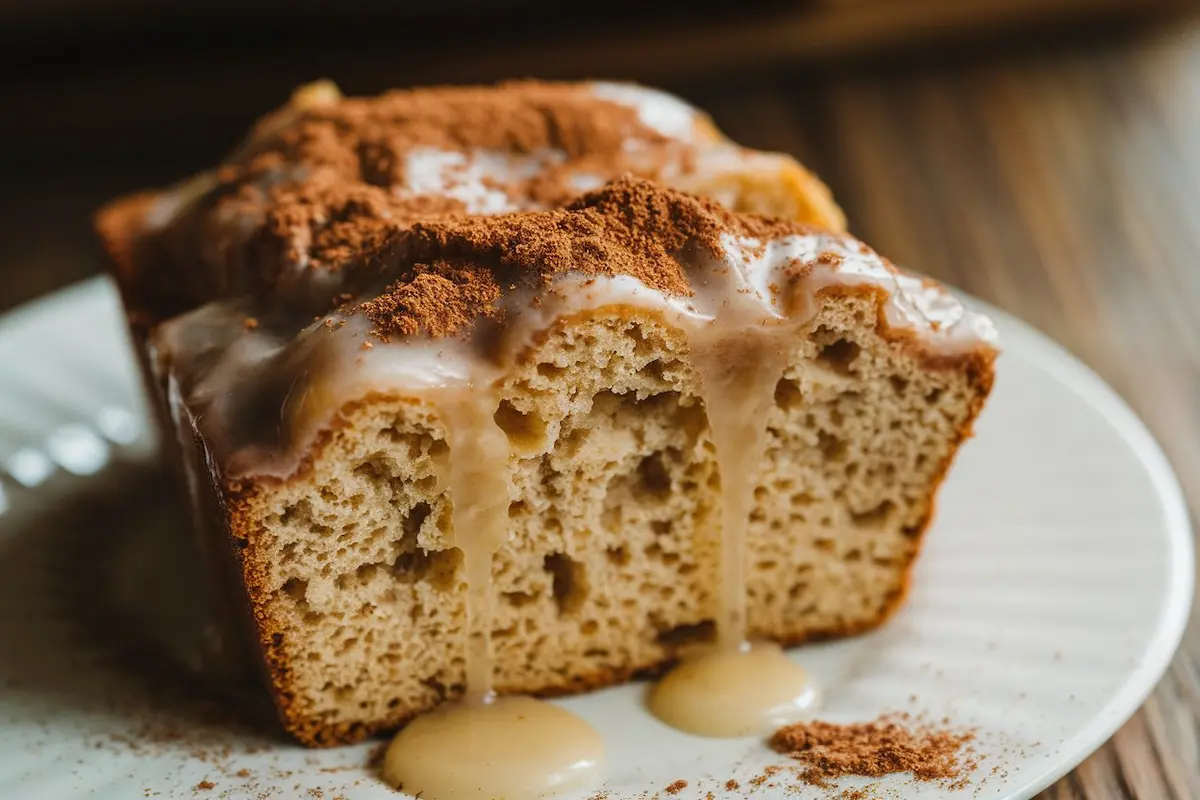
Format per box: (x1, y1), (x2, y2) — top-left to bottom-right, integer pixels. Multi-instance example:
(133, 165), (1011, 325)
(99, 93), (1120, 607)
(964, 295), (1195, 799)
(0, 277), (1193, 800)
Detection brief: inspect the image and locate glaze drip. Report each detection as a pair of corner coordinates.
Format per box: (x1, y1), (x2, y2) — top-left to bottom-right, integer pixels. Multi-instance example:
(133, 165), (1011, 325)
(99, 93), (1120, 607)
(434, 389), (511, 699)
(692, 335), (790, 649)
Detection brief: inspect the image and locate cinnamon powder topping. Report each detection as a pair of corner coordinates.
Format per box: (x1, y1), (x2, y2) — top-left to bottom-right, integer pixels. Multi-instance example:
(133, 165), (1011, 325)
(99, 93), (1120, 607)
(261, 179), (467, 273)
(770, 714), (977, 789)
(357, 269), (503, 339)
(353, 177), (816, 339)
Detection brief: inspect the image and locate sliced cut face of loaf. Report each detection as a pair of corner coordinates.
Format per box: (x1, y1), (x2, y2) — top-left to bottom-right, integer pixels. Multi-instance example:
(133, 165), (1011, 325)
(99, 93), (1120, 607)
(220, 286), (992, 746)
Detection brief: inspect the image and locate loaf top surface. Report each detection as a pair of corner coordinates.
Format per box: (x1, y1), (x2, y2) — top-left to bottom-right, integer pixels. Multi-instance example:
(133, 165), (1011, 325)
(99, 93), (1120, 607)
(94, 80), (846, 325)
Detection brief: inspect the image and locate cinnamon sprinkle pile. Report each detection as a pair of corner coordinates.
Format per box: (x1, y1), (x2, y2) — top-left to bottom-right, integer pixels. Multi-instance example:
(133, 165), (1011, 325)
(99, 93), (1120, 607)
(769, 713), (978, 790)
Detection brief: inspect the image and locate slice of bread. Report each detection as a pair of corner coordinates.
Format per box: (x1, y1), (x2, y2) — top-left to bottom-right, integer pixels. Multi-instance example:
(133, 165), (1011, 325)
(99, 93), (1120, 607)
(94, 82), (995, 748)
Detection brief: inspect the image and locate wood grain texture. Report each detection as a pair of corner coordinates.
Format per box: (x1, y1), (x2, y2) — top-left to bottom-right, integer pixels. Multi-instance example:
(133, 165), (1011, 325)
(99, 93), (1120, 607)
(0, 14), (1197, 800)
(687, 20), (1200, 800)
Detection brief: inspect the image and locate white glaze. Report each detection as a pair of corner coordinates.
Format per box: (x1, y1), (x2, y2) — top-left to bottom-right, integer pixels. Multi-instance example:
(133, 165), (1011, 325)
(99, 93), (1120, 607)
(590, 82), (702, 142)
(400, 147), (566, 214)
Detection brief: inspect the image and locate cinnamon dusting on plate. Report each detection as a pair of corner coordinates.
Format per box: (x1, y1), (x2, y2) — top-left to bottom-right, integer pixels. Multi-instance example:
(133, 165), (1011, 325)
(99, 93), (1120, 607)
(770, 712), (978, 790)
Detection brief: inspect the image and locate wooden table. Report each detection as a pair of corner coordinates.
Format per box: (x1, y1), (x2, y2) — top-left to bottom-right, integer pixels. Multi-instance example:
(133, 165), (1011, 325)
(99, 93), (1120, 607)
(1, 14), (1197, 800)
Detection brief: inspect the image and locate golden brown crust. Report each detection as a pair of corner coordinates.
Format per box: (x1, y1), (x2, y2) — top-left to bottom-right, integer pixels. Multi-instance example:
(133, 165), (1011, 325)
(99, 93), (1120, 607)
(698, 157), (846, 234)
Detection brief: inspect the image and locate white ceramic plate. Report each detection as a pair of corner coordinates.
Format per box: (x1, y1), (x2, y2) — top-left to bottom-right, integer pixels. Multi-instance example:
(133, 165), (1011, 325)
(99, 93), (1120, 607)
(0, 277), (1190, 800)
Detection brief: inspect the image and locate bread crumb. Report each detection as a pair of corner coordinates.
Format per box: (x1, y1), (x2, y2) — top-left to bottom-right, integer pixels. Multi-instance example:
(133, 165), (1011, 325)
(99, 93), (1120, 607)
(664, 779), (687, 794)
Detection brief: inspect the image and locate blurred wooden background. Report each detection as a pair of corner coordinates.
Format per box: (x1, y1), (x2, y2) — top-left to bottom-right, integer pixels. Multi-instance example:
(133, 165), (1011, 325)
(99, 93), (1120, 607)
(0, 0), (1190, 312)
(1, 1), (1197, 797)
